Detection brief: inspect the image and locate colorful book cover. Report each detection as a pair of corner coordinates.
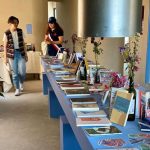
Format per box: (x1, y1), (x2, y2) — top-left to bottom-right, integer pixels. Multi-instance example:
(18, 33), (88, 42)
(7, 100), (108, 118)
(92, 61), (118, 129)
(110, 91), (133, 126)
(72, 103), (99, 112)
(65, 89), (90, 97)
(60, 84), (85, 90)
(84, 126), (122, 136)
(76, 117), (111, 126)
(75, 110), (107, 118)
(98, 138), (125, 147)
(70, 97), (97, 104)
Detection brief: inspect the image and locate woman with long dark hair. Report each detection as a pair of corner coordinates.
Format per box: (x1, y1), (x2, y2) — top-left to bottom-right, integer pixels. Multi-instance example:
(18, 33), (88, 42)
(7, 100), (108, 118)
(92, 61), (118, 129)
(45, 17), (64, 56)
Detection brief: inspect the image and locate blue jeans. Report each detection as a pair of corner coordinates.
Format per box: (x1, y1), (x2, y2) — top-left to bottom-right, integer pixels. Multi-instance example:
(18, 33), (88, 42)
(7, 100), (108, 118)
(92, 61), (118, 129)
(9, 50), (26, 89)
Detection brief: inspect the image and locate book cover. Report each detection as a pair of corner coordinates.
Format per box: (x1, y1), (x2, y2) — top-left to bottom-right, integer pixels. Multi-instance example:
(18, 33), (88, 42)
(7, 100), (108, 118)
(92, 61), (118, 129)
(62, 75), (76, 80)
(56, 80), (77, 84)
(138, 118), (150, 128)
(75, 110), (107, 118)
(84, 126), (121, 136)
(76, 117), (111, 126)
(65, 89), (90, 97)
(88, 84), (105, 92)
(139, 124), (150, 132)
(96, 148), (138, 150)
(60, 84), (84, 90)
(110, 91), (133, 126)
(70, 97), (97, 104)
(72, 103), (99, 112)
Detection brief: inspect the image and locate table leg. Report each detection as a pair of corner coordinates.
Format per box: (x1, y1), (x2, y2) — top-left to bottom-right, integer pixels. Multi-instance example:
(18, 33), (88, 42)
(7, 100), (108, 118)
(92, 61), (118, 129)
(42, 73), (51, 95)
(48, 89), (64, 118)
(60, 116), (81, 150)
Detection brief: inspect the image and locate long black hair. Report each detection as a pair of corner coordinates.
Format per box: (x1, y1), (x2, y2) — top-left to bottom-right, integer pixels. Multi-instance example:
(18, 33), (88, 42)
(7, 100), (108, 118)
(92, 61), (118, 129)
(46, 22), (64, 35)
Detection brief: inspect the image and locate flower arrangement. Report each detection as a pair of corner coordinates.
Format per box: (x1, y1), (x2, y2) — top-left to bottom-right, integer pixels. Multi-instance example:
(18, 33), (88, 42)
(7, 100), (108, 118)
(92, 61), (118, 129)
(92, 37), (104, 68)
(71, 33), (78, 52)
(77, 37), (88, 56)
(110, 72), (127, 88)
(119, 33), (141, 80)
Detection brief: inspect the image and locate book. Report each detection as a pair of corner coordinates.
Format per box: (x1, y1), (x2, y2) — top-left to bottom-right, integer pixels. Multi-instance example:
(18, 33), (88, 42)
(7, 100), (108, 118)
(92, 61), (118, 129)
(96, 148), (138, 150)
(138, 118), (150, 128)
(75, 110), (107, 118)
(56, 80), (77, 84)
(70, 97), (97, 104)
(65, 89), (90, 97)
(88, 84), (105, 92)
(139, 124), (150, 132)
(76, 117), (112, 126)
(84, 126), (122, 136)
(62, 75), (76, 80)
(60, 84), (85, 90)
(110, 91), (133, 126)
(72, 103), (99, 112)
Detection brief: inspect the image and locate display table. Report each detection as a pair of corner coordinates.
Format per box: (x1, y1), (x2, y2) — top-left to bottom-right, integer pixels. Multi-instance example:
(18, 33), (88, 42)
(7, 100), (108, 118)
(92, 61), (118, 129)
(41, 58), (149, 150)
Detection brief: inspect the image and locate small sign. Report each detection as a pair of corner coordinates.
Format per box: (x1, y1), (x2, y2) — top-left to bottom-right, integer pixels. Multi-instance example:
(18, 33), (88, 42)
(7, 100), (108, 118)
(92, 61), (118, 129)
(26, 24), (32, 34)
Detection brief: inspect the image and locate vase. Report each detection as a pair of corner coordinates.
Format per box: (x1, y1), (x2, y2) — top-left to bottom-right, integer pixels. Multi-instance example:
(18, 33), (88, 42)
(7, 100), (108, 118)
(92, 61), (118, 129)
(94, 69), (100, 83)
(128, 76), (136, 121)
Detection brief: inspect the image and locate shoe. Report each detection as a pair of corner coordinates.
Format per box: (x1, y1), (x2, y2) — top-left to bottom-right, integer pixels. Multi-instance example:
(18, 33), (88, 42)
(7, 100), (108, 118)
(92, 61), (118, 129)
(15, 89), (20, 96)
(20, 83), (23, 91)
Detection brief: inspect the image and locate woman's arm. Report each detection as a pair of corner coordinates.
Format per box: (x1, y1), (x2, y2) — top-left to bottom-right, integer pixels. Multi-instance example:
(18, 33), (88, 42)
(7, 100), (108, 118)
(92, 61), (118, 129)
(44, 35), (63, 45)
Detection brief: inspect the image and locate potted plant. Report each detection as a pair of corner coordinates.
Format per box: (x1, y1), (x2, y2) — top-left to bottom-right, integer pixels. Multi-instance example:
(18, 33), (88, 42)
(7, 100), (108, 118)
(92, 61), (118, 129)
(92, 37), (104, 83)
(77, 37), (88, 57)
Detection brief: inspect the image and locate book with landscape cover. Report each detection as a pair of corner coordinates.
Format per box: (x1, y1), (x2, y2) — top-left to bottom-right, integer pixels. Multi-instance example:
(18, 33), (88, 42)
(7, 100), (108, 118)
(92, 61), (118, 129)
(65, 89), (90, 97)
(84, 126), (122, 136)
(110, 91), (133, 126)
(72, 103), (99, 112)
(70, 97), (97, 104)
(75, 110), (107, 118)
(76, 117), (111, 127)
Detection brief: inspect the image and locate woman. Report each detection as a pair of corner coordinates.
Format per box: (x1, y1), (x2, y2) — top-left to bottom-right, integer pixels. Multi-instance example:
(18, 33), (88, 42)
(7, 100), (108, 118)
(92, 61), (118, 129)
(3, 16), (28, 96)
(45, 17), (64, 56)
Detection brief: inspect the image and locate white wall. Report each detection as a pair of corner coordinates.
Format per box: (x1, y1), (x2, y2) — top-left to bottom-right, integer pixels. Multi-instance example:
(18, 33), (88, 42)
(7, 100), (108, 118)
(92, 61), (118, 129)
(48, 2), (56, 18)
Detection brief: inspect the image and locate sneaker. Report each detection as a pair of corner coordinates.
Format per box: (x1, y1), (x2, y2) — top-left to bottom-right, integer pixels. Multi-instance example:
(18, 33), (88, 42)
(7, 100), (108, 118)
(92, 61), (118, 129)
(15, 89), (20, 96)
(20, 83), (23, 91)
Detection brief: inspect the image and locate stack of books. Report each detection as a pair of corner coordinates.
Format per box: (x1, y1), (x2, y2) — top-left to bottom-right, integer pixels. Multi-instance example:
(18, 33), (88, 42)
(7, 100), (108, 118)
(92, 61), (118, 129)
(70, 97), (110, 127)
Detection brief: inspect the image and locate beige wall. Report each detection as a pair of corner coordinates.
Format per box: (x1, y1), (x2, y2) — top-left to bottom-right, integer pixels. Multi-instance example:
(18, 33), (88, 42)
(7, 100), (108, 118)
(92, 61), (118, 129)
(0, 0), (48, 51)
(135, 0), (149, 85)
(56, 0), (124, 73)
